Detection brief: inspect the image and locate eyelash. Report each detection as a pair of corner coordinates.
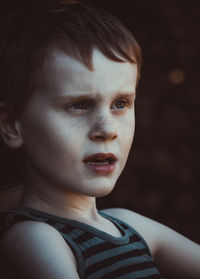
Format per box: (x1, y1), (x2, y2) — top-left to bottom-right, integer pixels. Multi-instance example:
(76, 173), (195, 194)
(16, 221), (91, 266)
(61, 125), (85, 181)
(64, 99), (132, 113)
(111, 99), (129, 110)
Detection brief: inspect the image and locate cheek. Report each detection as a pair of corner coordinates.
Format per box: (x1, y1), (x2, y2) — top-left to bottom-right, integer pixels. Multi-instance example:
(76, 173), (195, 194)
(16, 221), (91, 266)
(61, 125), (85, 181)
(122, 111), (135, 140)
(119, 114), (135, 157)
(21, 114), (86, 163)
(123, 130), (134, 153)
(20, 114), (62, 162)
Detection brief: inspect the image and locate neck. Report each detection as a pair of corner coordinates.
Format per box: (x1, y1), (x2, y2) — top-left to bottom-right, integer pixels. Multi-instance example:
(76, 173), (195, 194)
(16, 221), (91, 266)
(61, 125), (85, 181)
(20, 180), (99, 222)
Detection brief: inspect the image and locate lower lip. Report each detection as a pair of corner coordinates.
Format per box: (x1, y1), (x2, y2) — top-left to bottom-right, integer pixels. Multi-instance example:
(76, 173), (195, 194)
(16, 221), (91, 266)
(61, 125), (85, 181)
(84, 161), (117, 174)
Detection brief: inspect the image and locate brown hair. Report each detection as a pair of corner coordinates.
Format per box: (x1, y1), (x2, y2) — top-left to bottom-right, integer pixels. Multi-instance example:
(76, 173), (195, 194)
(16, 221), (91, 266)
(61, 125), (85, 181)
(0, 0), (142, 116)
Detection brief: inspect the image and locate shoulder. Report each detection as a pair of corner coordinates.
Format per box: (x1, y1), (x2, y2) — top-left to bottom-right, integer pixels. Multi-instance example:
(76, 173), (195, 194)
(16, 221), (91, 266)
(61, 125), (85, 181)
(102, 208), (200, 279)
(1, 220), (69, 250)
(101, 208), (161, 255)
(0, 221), (79, 279)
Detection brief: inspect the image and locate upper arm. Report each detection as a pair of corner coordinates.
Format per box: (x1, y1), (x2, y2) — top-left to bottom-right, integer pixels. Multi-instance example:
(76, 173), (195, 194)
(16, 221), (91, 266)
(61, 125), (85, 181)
(152, 222), (200, 279)
(0, 221), (79, 279)
(102, 208), (200, 279)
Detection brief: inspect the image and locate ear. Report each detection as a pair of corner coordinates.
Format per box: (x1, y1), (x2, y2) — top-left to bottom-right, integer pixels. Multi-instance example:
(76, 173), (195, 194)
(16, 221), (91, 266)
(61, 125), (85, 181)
(0, 103), (23, 149)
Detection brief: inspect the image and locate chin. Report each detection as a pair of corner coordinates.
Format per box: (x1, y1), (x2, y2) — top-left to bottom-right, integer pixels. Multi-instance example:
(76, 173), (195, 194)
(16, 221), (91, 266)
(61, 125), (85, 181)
(87, 183), (116, 198)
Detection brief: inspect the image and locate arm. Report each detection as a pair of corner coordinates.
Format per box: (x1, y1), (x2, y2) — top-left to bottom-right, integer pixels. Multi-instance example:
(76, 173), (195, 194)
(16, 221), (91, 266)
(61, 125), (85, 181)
(151, 222), (200, 279)
(0, 221), (80, 279)
(102, 208), (200, 279)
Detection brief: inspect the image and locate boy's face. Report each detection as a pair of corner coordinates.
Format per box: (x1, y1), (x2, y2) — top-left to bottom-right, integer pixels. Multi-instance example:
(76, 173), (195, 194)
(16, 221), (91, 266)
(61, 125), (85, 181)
(18, 48), (137, 197)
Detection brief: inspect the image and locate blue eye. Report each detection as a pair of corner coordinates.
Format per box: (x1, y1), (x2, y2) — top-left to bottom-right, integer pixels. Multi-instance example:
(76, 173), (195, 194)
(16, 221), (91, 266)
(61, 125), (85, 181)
(64, 102), (89, 113)
(112, 99), (128, 110)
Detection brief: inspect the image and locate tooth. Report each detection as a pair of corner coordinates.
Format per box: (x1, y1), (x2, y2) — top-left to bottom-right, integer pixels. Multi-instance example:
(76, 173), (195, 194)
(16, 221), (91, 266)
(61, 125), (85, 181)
(88, 161), (109, 165)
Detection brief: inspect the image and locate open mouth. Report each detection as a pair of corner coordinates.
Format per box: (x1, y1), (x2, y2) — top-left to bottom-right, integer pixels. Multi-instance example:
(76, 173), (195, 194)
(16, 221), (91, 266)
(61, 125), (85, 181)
(83, 153), (117, 173)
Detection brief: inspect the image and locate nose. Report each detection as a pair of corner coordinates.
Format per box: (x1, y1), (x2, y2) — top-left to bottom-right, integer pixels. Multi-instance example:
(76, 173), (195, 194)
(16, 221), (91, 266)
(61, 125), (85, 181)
(89, 112), (118, 142)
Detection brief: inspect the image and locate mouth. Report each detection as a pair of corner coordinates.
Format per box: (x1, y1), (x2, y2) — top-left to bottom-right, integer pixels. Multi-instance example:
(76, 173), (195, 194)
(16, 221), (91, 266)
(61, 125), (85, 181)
(83, 153), (117, 174)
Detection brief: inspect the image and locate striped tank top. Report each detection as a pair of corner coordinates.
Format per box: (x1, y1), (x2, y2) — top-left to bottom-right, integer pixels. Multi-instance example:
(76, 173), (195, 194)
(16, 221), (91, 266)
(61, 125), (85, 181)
(0, 206), (164, 279)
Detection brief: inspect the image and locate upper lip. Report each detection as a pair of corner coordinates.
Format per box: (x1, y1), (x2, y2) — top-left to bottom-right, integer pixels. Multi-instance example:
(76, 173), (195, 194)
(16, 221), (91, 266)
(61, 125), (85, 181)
(83, 153), (117, 163)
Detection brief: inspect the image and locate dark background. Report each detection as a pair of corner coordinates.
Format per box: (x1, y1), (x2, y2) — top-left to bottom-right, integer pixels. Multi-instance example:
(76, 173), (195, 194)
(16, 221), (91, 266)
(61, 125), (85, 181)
(0, 0), (200, 243)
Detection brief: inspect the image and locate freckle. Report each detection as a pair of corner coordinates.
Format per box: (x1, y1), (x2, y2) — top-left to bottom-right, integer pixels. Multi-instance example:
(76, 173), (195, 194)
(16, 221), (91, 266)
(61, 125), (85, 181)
(78, 123), (86, 129)
(71, 121), (85, 129)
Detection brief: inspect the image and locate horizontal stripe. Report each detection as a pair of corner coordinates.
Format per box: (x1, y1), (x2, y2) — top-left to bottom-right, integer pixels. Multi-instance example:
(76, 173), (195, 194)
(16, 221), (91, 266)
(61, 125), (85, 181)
(101, 261), (156, 279)
(79, 236), (106, 251)
(82, 231), (140, 256)
(81, 234), (141, 258)
(82, 241), (116, 258)
(85, 254), (155, 279)
(60, 225), (75, 234)
(74, 231), (93, 244)
(85, 241), (146, 264)
(51, 222), (66, 230)
(68, 228), (86, 239)
(115, 267), (161, 279)
(85, 250), (152, 276)
(82, 234), (145, 259)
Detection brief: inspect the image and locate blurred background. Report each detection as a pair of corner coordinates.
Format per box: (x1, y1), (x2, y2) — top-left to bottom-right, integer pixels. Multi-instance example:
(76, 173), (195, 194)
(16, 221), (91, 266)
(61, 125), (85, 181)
(0, 0), (199, 243)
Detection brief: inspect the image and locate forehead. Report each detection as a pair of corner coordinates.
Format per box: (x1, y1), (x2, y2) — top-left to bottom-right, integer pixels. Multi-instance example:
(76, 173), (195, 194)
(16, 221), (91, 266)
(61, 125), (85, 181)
(39, 48), (137, 98)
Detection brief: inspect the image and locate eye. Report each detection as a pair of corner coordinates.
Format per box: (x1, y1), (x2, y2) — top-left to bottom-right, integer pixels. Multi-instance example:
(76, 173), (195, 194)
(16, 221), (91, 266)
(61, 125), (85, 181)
(71, 102), (88, 110)
(111, 99), (129, 110)
(64, 101), (89, 113)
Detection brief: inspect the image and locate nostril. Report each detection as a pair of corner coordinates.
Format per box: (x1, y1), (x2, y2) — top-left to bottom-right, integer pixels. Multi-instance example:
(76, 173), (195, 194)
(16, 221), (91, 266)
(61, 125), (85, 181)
(96, 135), (106, 139)
(93, 135), (105, 141)
(89, 130), (118, 142)
(89, 119), (118, 142)
(90, 134), (105, 141)
(113, 135), (117, 140)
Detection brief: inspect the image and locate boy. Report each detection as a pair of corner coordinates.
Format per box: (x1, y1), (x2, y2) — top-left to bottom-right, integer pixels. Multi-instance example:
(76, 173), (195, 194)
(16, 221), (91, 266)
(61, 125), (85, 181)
(0, 0), (199, 278)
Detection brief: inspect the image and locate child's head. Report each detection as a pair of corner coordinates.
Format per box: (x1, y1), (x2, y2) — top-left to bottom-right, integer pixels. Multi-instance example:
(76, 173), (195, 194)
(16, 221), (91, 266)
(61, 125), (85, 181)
(0, 0), (141, 197)
(0, 0), (141, 117)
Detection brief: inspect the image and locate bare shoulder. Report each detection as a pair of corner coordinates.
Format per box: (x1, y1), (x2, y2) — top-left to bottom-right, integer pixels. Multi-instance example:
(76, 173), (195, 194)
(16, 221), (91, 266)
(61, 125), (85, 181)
(0, 221), (79, 279)
(101, 207), (161, 254)
(101, 207), (199, 254)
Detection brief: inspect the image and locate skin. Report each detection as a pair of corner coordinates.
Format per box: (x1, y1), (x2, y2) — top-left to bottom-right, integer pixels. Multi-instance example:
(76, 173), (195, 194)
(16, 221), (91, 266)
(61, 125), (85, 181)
(0, 48), (200, 279)
(14, 48), (137, 224)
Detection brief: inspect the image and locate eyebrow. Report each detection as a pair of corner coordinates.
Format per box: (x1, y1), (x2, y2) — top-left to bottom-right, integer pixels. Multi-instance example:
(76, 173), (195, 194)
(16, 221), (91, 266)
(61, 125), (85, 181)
(51, 91), (136, 104)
